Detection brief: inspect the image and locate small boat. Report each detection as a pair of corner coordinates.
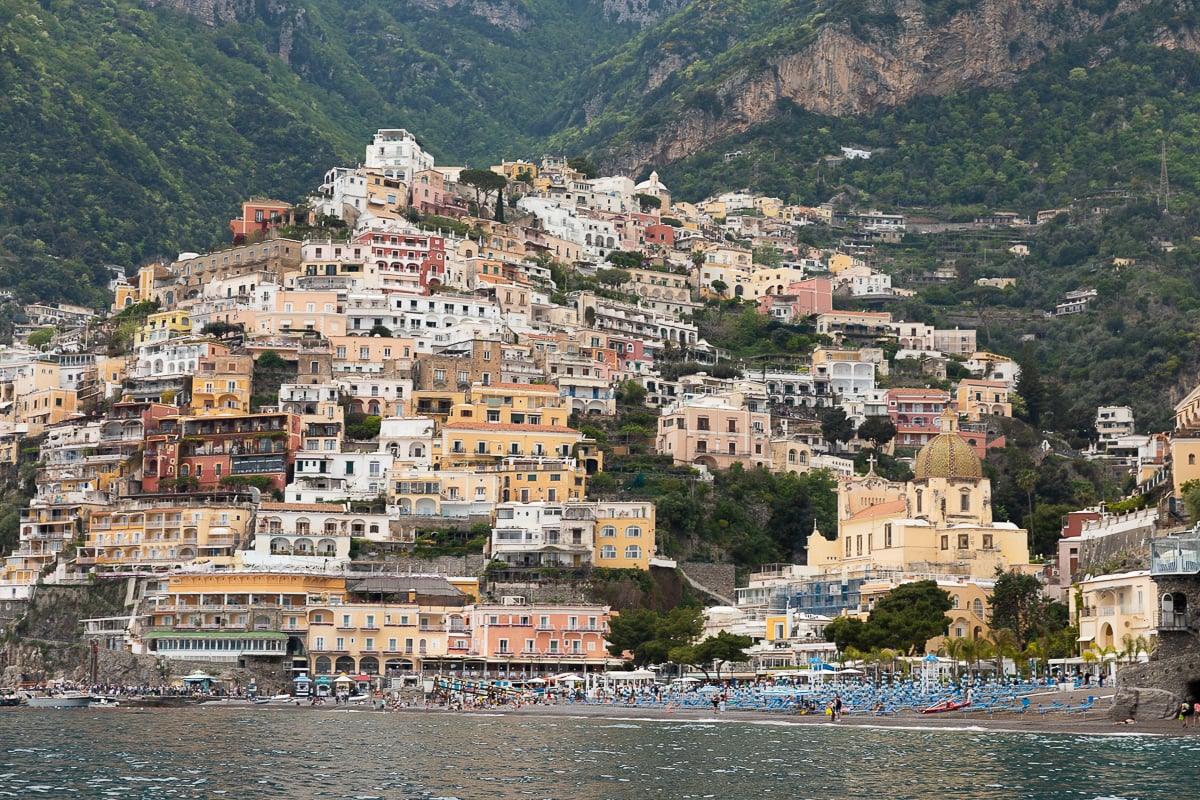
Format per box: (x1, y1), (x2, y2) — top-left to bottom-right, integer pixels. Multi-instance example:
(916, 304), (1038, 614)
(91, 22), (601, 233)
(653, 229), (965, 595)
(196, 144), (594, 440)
(921, 699), (970, 714)
(90, 696), (120, 708)
(0, 688), (21, 707)
(24, 690), (92, 708)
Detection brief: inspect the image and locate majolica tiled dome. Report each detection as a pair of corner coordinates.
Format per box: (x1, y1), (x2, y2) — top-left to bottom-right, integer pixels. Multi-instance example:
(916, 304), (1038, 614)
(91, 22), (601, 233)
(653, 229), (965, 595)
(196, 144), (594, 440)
(913, 412), (981, 480)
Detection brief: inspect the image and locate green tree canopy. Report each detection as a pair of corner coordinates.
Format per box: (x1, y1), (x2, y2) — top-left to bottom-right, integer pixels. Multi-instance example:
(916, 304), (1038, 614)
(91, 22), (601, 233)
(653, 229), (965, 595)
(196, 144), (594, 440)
(820, 407), (856, 451)
(606, 605), (702, 666)
(825, 580), (951, 654)
(856, 415), (897, 448)
(988, 570), (1067, 651)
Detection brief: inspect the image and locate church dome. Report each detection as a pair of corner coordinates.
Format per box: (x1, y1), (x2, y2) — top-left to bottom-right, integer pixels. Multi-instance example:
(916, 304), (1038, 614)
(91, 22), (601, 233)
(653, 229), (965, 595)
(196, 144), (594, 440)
(913, 412), (982, 480)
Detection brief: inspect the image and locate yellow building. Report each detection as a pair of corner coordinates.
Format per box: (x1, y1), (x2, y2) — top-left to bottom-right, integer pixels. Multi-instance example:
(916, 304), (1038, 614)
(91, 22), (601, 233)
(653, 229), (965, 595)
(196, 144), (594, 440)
(436, 383), (595, 471)
(1072, 569), (1156, 653)
(593, 501), (655, 570)
(955, 379), (1012, 421)
(189, 352), (254, 414)
(6, 359), (81, 431)
(137, 310), (192, 346)
(82, 498), (256, 570)
(142, 570), (346, 667)
(827, 253), (864, 273)
(807, 413), (1034, 586)
(1172, 382), (1200, 497)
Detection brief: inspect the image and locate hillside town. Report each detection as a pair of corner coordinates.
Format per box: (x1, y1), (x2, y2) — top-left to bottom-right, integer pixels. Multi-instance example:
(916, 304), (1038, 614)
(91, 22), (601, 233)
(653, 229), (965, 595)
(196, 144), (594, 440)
(0, 128), (1196, 703)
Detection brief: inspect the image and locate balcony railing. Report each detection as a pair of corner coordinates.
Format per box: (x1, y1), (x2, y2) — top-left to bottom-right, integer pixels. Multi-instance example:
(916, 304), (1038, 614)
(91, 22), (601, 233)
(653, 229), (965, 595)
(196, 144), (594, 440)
(1160, 611), (1190, 631)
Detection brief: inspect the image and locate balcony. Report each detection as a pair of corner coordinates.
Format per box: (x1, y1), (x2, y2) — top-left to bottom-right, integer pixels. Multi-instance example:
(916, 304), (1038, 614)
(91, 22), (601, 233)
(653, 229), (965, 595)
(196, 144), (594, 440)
(1151, 532), (1200, 576)
(1160, 611), (1190, 631)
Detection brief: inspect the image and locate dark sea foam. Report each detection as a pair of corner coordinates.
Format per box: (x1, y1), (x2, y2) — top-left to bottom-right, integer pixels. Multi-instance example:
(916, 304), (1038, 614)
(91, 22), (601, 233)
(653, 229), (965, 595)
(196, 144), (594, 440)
(0, 707), (1194, 799)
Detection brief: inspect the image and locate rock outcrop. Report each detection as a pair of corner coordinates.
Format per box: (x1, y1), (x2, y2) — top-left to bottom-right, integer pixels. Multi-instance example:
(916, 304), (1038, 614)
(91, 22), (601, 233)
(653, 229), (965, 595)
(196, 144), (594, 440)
(603, 0), (1155, 173)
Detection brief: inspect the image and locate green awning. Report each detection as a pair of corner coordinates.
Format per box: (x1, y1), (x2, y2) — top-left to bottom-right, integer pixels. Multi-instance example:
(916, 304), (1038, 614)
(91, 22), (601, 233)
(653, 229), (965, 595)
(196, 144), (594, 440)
(144, 630), (289, 640)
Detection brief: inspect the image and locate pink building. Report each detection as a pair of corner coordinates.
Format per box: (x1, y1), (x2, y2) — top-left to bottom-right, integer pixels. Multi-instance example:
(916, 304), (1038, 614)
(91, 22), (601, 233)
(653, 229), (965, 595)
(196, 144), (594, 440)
(462, 601), (612, 674)
(353, 227), (448, 292)
(888, 388), (951, 447)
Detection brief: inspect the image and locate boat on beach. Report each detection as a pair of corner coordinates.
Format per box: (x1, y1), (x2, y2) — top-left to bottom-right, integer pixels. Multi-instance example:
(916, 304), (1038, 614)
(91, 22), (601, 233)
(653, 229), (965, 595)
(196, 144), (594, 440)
(920, 698), (970, 714)
(0, 688), (21, 706)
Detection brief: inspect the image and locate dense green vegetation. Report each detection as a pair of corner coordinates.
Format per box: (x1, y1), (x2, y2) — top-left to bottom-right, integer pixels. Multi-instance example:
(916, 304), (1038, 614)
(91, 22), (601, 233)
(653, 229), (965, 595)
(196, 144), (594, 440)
(0, 0), (647, 278)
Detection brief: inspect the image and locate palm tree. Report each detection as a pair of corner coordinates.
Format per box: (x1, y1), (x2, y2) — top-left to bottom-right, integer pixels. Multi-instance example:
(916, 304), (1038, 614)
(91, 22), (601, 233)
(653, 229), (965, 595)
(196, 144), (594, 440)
(1081, 647), (1099, 680)
(973, 638), (994, 681)
(942, 638), (967, 681)
(990, 628), (1020, 679)
(878, 648), (897, 685)
(1023, 639), (1048, 681)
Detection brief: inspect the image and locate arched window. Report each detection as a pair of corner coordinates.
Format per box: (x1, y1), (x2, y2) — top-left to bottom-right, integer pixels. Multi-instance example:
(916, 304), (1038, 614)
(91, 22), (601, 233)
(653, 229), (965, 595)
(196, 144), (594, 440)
(314, 656), (332, 674)
(960, 491), (970, 512)
(624, 544), (642, 560)
(972, 598), (984, 618)
(599, 525), (616, 538)
(951, 594), (960, 609)
(1191, 454), (1197, 466)
(625, 526), (642, 538)
(916, 490), (923, 514)
(599, 545), (617, 559)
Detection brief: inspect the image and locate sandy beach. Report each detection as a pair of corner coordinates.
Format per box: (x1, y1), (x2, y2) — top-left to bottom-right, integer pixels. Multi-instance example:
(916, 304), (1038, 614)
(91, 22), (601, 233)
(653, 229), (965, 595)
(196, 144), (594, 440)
(198, 686), (1200, 738)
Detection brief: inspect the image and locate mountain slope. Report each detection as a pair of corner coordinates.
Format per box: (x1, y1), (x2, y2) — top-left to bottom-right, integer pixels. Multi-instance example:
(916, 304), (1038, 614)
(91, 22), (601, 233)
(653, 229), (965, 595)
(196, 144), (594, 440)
(559, 0), (1171, 174)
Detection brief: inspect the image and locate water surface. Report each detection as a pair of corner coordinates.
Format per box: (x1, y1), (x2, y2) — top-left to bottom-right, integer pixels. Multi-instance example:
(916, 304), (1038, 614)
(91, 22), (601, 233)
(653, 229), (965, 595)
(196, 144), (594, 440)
(0, 707), (1192, 799)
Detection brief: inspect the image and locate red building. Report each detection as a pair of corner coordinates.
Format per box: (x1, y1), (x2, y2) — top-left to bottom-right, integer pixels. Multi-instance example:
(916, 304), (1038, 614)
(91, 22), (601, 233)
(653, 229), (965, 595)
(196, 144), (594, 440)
(142, 411), (302, 494)
(230, 199), (291, 243)
(353, 227), (448, 291)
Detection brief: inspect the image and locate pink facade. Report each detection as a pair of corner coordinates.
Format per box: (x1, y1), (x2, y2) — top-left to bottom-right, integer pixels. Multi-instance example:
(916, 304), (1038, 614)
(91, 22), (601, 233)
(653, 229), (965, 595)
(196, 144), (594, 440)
(887, 389), (951, 447)
(464, 603), (610, 665)
(354, 228), (447, 291)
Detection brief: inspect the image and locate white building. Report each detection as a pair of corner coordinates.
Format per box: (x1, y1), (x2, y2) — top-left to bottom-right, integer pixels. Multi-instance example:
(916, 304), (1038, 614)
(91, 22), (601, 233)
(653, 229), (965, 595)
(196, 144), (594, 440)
(363, 128), (435, 181)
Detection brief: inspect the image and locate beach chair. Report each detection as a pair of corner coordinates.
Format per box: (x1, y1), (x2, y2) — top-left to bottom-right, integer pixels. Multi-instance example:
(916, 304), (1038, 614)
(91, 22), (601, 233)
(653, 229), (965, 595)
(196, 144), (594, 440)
(1070, 696), (1097, 714)
(1019, 697), (1032, 715)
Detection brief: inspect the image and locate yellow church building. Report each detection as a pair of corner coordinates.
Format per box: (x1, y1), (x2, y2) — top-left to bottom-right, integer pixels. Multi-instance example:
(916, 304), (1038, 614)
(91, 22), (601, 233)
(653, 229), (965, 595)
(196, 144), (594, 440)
(807, 412), (1036, 641)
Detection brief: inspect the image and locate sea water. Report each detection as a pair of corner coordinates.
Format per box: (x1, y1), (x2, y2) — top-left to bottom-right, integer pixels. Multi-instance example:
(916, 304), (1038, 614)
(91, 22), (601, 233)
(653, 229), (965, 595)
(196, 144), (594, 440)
(0, 707), (1194, 799)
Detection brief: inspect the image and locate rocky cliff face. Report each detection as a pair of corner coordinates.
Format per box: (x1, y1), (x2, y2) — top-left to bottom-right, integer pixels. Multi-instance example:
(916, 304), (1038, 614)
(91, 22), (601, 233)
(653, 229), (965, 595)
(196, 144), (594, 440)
(603, 0), (1154, 172)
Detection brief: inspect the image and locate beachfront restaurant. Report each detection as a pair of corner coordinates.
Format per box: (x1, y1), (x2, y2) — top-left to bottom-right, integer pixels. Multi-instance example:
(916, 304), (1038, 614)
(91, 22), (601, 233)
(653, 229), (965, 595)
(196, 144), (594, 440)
(144, 630), (289, 663)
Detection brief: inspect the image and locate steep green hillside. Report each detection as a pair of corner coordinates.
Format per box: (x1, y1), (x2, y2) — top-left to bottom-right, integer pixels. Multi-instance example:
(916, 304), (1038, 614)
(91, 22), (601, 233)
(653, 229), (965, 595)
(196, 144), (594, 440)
(0, 0), (646, 269)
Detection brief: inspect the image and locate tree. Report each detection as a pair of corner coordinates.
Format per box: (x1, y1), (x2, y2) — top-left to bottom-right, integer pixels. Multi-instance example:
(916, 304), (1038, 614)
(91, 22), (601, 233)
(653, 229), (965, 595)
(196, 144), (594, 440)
(820, 407), (856, 452)
(26, 327), (55, 348)
(1014, 346), (1046, 426)
(856, 415), (896, 448)
(606, 605), (702, 666)
(825, 580), (951, 654)
(596, 268), (632, 287)
(256, 350), (287, 370)
(567, 156), (597, 179)
(459, 168), (507, 218)
(692, 631), (753, 682)
(634, 193), (661, 213)
(710, 279), (728, 297)
(988, 570), (1063, 651)
(368, 323), (393, 337)
(867, 580), (952, 654)
(1015, 469), (1038, 529)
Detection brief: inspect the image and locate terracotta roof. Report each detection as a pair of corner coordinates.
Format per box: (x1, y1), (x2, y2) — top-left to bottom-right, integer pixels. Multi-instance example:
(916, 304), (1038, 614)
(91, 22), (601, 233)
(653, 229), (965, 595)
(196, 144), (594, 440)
(848, 498), (907, 520)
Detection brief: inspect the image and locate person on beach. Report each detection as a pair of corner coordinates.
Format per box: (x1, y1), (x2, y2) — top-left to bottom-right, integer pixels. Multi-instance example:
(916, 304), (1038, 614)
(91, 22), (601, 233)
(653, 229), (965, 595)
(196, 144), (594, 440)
(1190, 698), (1199, 729)
(833, 693), (843, 722)
(1182, 700), (1193, 729)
